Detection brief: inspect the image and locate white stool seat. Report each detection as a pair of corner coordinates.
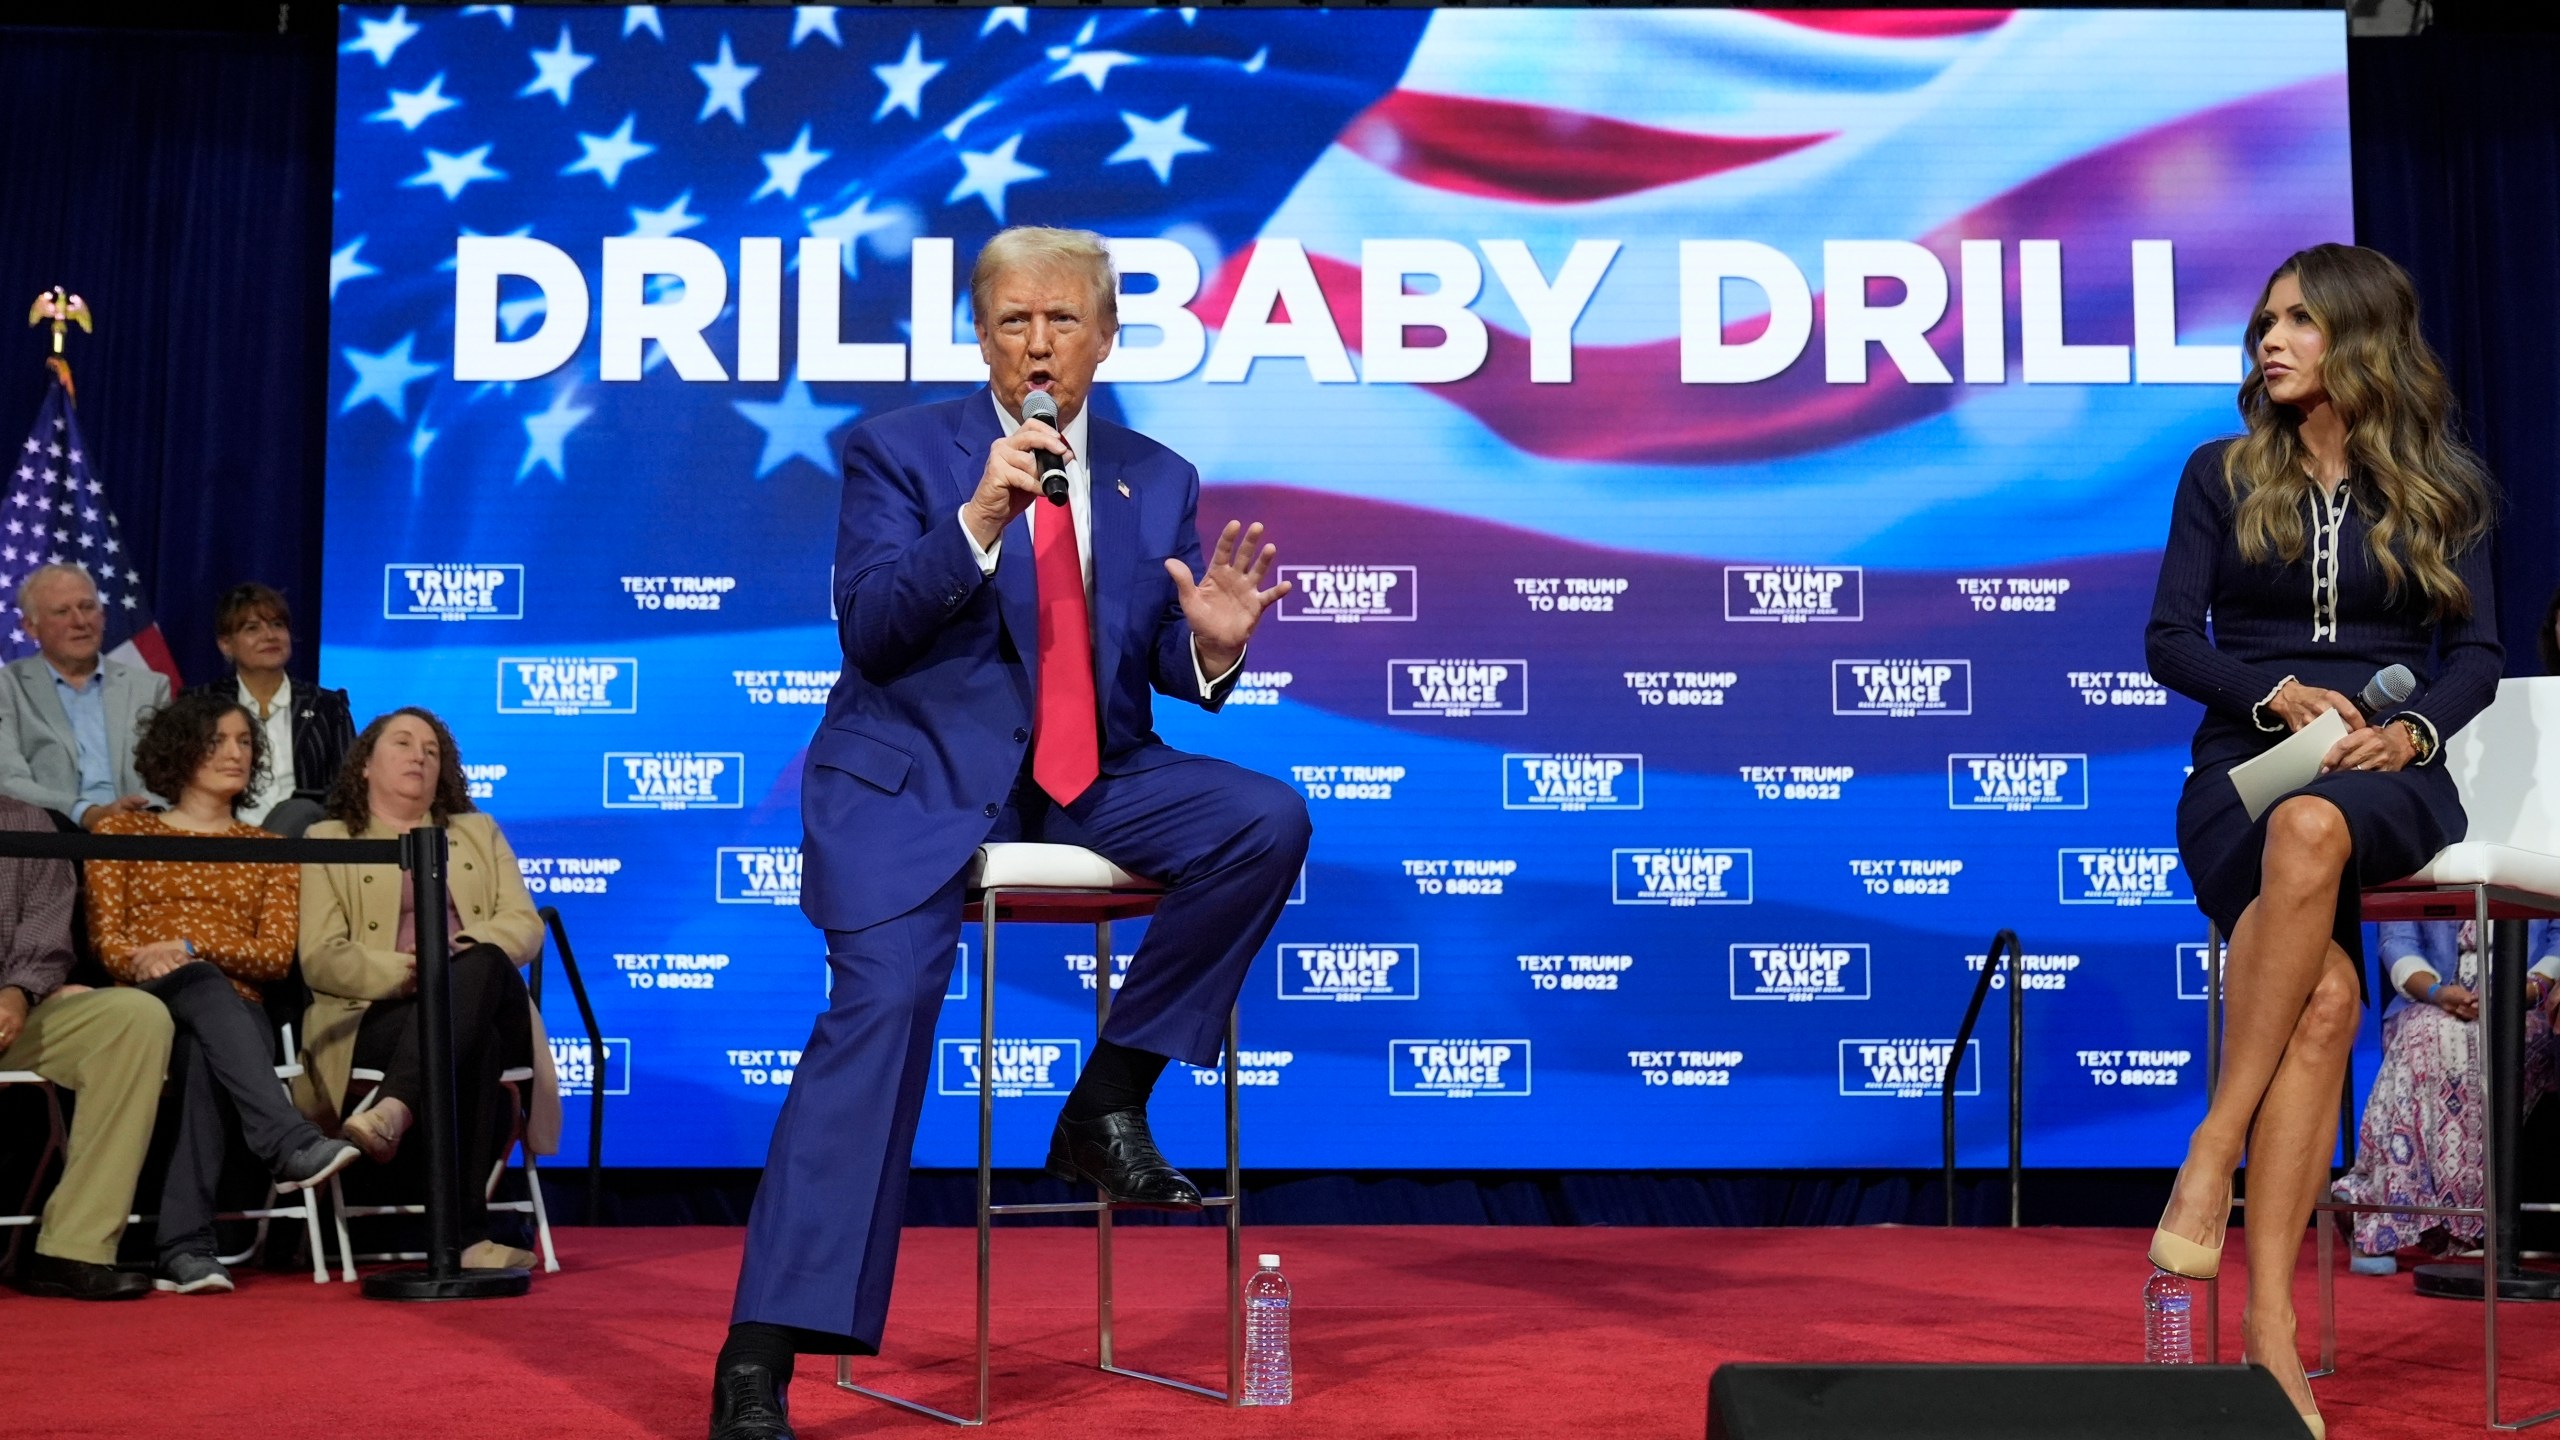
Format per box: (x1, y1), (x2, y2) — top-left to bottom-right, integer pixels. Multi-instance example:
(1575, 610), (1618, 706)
(968, 843), (1159, 893)
(2389, 841), (2560, 895)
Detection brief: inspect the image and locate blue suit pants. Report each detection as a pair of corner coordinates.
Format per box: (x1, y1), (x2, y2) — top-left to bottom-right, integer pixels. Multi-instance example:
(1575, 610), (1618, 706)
(731, 753), (1309, 1346)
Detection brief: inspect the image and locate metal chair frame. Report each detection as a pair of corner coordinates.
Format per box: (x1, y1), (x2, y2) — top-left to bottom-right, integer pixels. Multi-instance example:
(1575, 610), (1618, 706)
(2205, 878), (2560, 1431)
(114, 1020), (331, 1284)
(836, 882), (1244, 1427)
(325, 1062), (557, 1279)
(0, 1069), (65, 1269)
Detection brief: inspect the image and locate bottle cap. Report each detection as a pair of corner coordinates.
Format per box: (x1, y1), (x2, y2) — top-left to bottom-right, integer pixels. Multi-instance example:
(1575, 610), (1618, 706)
(1259, 1253), (1280, 1269)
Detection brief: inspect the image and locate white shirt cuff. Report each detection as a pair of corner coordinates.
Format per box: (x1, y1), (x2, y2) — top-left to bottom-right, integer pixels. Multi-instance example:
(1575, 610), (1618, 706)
(2533, 956), (2560, 985)
(2388, 955), (2439, 995)
(1192, 637), (1244, 696)
(959, 504), (1000, 576)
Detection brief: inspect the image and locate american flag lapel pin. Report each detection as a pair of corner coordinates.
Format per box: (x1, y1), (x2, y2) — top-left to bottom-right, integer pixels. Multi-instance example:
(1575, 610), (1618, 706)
(1114, 478), (1131, 499)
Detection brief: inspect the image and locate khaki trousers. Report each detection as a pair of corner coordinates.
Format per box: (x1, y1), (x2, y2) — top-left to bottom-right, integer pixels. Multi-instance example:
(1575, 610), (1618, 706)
(2, 988), (171, 1264)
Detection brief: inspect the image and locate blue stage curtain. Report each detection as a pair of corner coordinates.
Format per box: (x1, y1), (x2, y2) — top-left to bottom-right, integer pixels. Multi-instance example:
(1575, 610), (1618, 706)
(2351, 29), (2560, 672)
(0, 24), (332, 685)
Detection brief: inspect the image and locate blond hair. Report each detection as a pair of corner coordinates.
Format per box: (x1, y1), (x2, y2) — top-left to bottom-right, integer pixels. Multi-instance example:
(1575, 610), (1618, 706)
(2225, 243), (2493, 622)
(969, 226), (1117, 334)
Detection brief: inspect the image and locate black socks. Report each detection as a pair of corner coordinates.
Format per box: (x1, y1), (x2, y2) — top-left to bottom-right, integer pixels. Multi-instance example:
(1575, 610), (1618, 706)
(1062, 1039), (1171, 1123)
(719, 1322), (800, 1385)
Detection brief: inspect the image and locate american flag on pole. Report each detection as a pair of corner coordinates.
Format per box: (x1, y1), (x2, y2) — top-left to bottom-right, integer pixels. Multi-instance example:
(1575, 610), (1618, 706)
(2, 380), (180, 685)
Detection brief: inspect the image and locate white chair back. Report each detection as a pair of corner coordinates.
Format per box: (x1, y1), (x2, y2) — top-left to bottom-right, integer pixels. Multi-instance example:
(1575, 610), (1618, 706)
(2442, 676), (2560, 853)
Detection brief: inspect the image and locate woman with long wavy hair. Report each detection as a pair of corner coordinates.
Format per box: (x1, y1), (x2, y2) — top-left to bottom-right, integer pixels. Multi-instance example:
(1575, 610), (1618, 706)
(2145, 243), (2501, 1437)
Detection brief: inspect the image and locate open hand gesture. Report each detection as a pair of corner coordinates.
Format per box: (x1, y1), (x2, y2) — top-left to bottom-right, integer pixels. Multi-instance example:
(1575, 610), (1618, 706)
(1167, 521), (1290, 678)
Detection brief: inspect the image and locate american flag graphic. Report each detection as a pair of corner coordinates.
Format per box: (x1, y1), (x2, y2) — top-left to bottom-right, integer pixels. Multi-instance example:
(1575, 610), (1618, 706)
(321, 6), (2351, 1169)
(4, 380), (178, 685)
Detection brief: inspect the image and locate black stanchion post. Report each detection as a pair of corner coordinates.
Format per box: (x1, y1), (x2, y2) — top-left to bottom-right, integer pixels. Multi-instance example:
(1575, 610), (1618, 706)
(362, 825), (528, 1300)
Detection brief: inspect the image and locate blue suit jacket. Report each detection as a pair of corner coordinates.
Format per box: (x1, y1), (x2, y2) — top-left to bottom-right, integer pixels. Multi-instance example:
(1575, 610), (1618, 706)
(800, 390), (1230, 932)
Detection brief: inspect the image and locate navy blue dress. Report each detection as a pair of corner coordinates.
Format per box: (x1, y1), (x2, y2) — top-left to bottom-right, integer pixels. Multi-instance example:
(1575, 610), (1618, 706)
(2145, 439), (2503, 992)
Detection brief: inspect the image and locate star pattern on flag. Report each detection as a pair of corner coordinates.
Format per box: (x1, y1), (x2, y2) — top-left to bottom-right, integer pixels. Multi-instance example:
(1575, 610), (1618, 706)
(755, 125), (831, 201)
(734, 372), (861, 479)
(330, 238), (380, 299)
(1108, 107), (1211, 185)
(1, 383), (169, 673)
(460, 6), (514, 27)
(792, 8), (841, 48)
(1048, 21), (1142, 93)
(341, 334), (440, 420)
(947, 134), (1043, 222)
(623, 6), (662, 40)
(872, 33), (944, 121)
(804, 193), (899, 276)
(371, 72), (460, 131)
(343, 6), (420, 66)
(518, 385), (596, 481)
(694, 35), (760, 124)
(564, 114), (655, 187)
(626, 190), (705, 238)
(406, 144), (505, 200)
(521, 25), (596, 106)
(981, 9), (1029, 37)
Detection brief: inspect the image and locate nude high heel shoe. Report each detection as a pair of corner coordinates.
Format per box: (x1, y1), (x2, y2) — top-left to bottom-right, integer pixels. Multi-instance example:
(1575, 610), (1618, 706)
(2149, 1168), (2230, 1279)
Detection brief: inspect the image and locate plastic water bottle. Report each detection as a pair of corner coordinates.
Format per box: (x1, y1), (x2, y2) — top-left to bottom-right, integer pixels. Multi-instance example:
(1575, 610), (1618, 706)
(1242, 1253), (1292, 1406)
(2144, 1269), (2195, 1364)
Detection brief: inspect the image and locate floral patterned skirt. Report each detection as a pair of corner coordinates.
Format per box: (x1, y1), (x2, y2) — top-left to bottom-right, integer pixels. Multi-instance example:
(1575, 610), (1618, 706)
(2330, 989), (2558, 1255)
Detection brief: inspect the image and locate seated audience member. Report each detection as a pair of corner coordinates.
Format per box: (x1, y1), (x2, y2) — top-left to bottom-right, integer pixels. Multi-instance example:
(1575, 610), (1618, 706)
(0, 562), (169, 829)
(298, 707), (554, 1273)
(88, 690), (360, 1294)
(2331, 918), (2560, 1274)
(0, 793), (171, 1300)
(192, 582), (354, 837)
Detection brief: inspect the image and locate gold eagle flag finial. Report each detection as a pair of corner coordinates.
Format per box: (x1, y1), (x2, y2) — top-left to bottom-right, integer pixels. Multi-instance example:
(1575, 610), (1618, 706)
(26, 287), (91, 399)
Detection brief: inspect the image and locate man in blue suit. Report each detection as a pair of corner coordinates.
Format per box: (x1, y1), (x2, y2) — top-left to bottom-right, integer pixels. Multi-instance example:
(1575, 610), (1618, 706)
(710, 227), (1308, 1440)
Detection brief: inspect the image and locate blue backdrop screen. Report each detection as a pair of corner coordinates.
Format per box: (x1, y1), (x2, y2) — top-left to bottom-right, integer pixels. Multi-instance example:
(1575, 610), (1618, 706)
(322, 6), (2352, 1167)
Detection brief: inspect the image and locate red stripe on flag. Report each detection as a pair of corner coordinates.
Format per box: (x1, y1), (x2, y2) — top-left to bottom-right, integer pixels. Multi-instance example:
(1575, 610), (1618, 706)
(125, 624), (182, 692)
(1338, 91), (1830, 206)
(1198, 76), (2338, 465)
(1754, 10), (2012, 39)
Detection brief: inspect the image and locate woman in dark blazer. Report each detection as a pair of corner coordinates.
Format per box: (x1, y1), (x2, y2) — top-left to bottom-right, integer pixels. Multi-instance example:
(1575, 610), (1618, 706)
(190, 583), (355, 836)
(2144, 244), (2501, 1439)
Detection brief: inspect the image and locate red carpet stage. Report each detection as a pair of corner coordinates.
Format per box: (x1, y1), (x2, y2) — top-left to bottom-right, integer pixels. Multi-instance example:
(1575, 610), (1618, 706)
(20, 1226), (2555, 1439)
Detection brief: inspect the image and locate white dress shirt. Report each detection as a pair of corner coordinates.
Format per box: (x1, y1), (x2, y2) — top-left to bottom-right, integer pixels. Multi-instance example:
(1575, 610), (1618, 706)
(237, 675), (297, 827)
(960, 393), (1242, 694)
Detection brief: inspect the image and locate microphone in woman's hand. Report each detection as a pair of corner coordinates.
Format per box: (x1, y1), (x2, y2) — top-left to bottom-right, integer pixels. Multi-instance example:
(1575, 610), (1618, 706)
(2357, 663), (2416, 716)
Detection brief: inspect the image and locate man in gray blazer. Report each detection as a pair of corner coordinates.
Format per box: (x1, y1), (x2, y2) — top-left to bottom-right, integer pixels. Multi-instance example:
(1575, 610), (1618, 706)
(0, 563), (168, 828)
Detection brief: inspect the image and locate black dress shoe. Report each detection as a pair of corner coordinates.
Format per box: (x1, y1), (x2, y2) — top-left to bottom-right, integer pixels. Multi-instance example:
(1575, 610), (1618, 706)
(12, 1251), (152, 1300)
(707, 1361), (794, 1440)
(1047, 1108), (1205, 1210)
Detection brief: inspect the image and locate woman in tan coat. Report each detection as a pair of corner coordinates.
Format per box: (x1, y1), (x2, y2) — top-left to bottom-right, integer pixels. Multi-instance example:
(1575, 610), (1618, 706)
(296, 706), (554, 1272)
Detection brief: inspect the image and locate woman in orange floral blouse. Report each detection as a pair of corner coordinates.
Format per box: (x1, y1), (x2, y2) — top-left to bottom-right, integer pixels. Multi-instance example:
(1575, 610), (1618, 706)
(87, 689), (357, 1293)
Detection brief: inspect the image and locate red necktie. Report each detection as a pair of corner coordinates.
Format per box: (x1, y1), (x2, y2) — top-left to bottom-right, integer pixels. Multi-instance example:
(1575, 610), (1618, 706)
(1032, 500), (1100, 806)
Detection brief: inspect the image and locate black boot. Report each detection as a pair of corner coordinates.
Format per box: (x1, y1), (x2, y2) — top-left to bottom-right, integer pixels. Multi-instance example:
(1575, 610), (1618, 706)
(707, 1360), (794, 1440)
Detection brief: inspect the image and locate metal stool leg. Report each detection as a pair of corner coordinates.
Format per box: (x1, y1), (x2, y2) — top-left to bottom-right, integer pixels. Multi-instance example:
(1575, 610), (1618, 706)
(1094, 918), (1117, 1372)
(835, 895), (1002, 1427)
(2205, 923), (2224, 1365)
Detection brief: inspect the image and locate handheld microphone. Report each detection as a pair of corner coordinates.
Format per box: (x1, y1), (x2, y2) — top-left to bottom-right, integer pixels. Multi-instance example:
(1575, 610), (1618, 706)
(2358, 663), (2416, 716)
(1021, 390), (1070, 507)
